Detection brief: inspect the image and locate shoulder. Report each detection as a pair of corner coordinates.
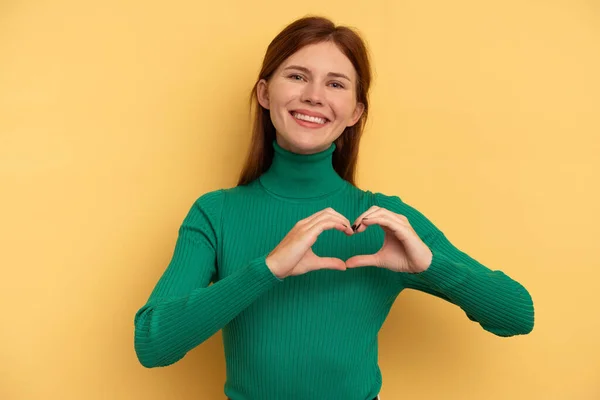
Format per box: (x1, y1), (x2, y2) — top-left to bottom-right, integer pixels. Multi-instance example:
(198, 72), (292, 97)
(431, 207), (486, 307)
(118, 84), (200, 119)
(182, 188), (226, 228)
(192, 188), (226, 211)
(349, 185), (408, 207)
(185, 182), (258, 221)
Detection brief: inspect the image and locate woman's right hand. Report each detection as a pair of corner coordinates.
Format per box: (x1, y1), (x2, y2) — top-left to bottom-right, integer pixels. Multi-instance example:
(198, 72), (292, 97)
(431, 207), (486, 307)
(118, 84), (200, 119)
(265, 207), (355, 279)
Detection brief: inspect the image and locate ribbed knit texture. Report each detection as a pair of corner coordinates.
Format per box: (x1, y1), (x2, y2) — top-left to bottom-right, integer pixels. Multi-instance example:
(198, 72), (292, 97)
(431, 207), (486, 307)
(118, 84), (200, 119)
(134, 139), (535, 400)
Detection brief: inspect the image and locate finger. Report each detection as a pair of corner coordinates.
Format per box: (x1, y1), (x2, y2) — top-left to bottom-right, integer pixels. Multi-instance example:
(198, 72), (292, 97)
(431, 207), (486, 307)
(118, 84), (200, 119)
(323, 208), (353, 230)
(306, 218), (350, 237)
(312, 256), (347, 271)
(306, 208), (353, 233)
(354, 208), (407, 232)
(308, 213), (353, 235)
(353, 208), (387, 232)
(302, 207), (336, 225)
(352, 206), (380, 228)
(359, 215), (410, 238)
(345, 254), (380, 268)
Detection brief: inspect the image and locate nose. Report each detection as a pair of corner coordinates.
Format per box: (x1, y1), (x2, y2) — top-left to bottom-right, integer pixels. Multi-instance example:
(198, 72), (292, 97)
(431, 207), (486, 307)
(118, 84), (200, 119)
(300, 82), (324, 106)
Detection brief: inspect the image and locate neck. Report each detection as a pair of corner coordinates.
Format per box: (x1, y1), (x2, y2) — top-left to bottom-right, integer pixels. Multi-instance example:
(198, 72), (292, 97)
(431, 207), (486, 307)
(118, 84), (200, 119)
(258, 139), (347, 199)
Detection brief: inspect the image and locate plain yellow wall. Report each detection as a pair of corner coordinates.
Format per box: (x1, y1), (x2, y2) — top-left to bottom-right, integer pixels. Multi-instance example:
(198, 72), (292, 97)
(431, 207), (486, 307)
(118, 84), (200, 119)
(1, 1), (598, 399)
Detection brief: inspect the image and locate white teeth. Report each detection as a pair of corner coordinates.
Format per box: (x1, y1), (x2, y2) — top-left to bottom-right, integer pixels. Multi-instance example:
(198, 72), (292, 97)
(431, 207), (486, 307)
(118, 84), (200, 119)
(293, 112), (327, 124)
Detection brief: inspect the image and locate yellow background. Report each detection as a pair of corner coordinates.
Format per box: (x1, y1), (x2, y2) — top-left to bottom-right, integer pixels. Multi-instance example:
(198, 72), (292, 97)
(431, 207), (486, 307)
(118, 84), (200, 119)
(1, 1), (598, 399)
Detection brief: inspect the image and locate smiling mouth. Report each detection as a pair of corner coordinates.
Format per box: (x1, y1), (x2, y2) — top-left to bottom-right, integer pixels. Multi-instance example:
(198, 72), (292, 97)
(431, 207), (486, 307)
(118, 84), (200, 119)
(289, 111), (331, 125)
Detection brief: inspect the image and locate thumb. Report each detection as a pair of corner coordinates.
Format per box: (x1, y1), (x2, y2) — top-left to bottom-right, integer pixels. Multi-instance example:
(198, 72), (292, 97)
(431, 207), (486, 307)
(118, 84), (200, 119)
(345, 254), (379, 269)
(313, 256), (347, 271)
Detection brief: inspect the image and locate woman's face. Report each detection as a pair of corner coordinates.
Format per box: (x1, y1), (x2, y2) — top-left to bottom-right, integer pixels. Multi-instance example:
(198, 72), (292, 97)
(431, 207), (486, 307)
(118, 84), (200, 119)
(257, 41), (365, 155)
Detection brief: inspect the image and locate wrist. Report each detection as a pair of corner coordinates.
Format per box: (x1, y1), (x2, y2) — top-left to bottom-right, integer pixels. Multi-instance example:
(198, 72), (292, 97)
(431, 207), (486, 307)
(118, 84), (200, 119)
(265, 256), (286, 279)
(412, 248), (433, 273)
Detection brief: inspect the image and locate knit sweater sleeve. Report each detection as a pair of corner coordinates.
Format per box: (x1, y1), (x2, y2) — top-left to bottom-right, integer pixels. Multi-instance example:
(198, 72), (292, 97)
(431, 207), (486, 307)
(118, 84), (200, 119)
(373, 192), (534, 337)
(134, 189), (282, 368)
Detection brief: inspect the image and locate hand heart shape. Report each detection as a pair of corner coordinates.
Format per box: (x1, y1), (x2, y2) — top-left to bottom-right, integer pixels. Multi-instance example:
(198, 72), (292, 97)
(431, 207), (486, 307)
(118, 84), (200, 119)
(345, 206), (433, 273)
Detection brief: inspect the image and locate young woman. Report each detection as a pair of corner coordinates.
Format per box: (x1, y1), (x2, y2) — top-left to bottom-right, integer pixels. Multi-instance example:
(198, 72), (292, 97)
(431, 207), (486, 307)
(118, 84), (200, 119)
(134, 15), (534, 400)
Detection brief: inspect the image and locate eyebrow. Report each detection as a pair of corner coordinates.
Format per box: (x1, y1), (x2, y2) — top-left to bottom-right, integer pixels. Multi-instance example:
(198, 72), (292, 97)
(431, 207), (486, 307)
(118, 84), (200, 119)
(283, 65), (352, 82)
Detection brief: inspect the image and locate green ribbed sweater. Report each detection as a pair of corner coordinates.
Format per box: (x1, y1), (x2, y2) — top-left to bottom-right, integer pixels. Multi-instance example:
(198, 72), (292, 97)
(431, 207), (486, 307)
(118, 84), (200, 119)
(133, 139), (534, 400)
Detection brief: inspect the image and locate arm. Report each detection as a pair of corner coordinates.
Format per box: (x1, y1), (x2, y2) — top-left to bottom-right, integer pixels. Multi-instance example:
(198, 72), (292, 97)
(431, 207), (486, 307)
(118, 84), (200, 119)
(374, 192), (535, 337)
(134, 190), (282, 368)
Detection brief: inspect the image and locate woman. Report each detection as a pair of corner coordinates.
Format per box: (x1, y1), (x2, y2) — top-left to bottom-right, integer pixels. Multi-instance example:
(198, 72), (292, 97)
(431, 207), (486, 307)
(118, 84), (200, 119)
(134, 15), (534, 400)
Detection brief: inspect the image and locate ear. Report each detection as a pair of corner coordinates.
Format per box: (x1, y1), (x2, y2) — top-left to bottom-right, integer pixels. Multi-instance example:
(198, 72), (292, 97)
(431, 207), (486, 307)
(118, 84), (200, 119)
(347, 102), (365, 127)
(256, 79), (270, 110)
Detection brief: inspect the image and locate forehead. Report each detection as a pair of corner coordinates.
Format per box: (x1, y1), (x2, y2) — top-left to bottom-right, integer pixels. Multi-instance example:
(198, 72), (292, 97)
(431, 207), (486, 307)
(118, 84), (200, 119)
(280, 42), (356, 78)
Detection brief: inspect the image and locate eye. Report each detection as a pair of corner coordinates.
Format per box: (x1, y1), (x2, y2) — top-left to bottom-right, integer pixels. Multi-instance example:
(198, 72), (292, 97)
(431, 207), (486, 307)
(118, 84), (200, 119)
(288, 74), (344, 89)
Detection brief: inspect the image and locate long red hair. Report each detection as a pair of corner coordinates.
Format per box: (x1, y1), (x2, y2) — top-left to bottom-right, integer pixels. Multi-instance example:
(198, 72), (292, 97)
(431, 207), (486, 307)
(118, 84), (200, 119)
(236, 15), (373, 187)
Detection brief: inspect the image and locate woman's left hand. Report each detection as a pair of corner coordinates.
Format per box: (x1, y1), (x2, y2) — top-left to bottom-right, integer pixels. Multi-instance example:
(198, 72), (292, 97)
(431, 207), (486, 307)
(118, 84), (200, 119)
(345, 206), (433, 273)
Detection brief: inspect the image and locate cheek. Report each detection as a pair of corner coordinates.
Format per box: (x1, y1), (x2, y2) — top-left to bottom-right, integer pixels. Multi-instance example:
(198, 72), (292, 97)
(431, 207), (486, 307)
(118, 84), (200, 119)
(330, 98), (356, 121)
(266, 90), (288, 117)
(274, 82), (300, 102)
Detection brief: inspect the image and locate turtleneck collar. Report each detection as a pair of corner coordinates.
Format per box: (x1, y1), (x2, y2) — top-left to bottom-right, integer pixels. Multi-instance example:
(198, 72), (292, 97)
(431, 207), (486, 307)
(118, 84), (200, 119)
(258, 139), (347, 199)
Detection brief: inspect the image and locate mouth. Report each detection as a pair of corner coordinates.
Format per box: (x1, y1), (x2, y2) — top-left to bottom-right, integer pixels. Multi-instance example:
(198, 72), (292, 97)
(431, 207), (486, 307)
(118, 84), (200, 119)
(289, 111), (331, 128)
